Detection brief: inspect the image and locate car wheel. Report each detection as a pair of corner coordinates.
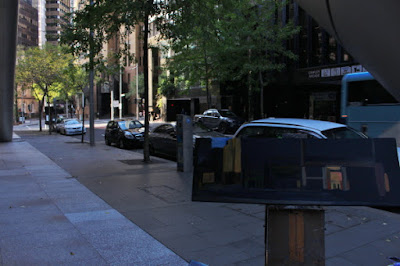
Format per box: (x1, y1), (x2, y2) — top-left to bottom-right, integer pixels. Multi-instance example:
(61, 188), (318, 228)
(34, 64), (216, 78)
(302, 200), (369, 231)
(218, 123), (228, 134)
(105, 137), (111, 146)
(118, 139), (125, 149)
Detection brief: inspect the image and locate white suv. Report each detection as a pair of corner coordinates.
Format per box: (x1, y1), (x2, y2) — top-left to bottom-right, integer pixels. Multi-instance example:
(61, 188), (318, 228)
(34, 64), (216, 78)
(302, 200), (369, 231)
(233, 118), (400, 166)
(233, 118), (367, 139)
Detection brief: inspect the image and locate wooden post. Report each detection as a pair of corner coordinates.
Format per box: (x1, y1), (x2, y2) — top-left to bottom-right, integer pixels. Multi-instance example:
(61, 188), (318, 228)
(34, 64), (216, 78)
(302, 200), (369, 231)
(265, 205), (325, 266)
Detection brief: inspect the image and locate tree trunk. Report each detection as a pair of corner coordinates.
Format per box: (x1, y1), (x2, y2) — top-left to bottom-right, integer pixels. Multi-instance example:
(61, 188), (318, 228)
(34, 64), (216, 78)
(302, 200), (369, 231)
(38, 97), (44, 132)
(14, 84), (19, 124)
(48, 98), (52, 135)
(259, 71), (264, 118)
(204, 45), (210, 109)
(143, 6), (150, 163)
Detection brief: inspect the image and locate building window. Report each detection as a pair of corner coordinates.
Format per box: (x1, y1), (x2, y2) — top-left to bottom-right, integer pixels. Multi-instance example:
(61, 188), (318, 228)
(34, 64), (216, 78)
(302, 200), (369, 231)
(328, 36), (337, 64)
(298, 8), (308, 68)
(311, 20), (323, 67)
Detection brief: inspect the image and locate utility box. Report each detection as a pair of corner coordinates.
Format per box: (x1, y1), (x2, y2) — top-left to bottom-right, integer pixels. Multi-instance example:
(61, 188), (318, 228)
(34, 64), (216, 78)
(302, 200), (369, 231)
(176, 114), (193, 172)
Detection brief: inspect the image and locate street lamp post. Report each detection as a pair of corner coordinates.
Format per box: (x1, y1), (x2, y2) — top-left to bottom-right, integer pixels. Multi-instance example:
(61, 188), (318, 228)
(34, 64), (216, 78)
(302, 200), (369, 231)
(110, 88), (114, 120)
(119, 66), (123, 119)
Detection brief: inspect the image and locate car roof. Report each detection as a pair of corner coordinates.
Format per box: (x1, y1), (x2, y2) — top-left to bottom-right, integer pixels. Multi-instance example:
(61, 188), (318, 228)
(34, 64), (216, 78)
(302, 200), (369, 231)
(113, 119), (141, 122)
(248, 118), (346, 132)
(205, 109), (229, 112)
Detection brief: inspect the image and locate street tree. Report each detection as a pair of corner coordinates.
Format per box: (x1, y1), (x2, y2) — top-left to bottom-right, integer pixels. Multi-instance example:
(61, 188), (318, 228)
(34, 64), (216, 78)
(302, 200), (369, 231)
(158, 0), (299, 119)
(60, 62), (89, 117)
(61, 0), (162, 162)
(14, 46), (28, 124)
(157, 0), (221, 109)
(15, 44), (73, 132)
(127, 73), (144, 99)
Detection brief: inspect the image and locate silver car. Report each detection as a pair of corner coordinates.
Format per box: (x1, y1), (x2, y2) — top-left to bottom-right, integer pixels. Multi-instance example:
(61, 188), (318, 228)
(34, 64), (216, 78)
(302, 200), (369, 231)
(58, 119), (86, 135)
(234, 118), (400, 165)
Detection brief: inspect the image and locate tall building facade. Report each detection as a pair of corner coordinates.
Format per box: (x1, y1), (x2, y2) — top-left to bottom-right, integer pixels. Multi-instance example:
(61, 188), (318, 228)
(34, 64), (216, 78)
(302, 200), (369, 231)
(263, 1), (366, 122)
(45, 0), (71, 44)
(31, 0), (46, 46)
(18, 0), (39, 47)
(16, 0), (39, 121)
(217, 1), (367, 122)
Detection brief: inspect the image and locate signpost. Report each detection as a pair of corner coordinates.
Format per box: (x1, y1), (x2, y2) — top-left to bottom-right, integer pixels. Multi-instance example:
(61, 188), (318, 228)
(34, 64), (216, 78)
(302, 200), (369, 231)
(176, 114), (193, 172)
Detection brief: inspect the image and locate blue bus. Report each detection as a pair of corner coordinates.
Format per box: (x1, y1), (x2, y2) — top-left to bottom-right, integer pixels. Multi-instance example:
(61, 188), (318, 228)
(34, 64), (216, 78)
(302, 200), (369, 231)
(340, 72), (400, 143)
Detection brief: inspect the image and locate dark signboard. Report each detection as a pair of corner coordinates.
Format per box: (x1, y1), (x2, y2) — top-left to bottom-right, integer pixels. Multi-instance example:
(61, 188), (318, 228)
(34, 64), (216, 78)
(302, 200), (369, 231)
(192, 138), (400, 206)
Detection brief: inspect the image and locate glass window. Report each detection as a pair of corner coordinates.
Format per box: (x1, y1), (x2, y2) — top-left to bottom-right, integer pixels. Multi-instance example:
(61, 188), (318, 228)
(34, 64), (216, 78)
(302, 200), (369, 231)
(348, 80), (398, 105)
(154, 124), (175, 133)
(65, 120), (79, 125)
(322, 127), (366, 139)
(193, 122), (213, 133)
(237, 126), (319, 139)
(219, 110), (237, 117)
(236, 126), (265, 138)
(129, 121), (143, 129)
(118, 121), (128, 130)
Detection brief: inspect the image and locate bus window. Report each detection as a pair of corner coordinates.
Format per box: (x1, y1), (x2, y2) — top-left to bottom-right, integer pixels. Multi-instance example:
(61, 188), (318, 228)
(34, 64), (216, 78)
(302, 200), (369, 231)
(348, 80), (398, 105)
(341, 72), (400, 141)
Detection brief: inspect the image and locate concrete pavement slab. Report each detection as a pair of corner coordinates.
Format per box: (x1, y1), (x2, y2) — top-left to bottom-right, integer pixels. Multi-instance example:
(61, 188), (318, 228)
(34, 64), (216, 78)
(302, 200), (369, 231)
(326, 218), (400, 258)
(0, 136), (187, 265)
(338, 243), (394, 265)
(326, 257), (358, 266)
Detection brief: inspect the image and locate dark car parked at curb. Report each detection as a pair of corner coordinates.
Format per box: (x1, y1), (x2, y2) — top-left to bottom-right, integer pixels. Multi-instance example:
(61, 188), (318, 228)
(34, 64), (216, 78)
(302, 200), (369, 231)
(104, 119), (144, 149)
(149, 122), (225, 160)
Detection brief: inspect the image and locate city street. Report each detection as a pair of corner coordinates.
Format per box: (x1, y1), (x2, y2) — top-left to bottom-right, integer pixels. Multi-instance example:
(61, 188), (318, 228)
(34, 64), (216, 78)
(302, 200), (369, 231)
(12, 120), (400, 265)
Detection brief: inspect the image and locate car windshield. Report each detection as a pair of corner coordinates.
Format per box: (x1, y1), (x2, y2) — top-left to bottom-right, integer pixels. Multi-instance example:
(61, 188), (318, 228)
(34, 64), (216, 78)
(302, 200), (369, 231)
(219, 110), (237, 118)
(65, 120), (79, 125)
(118, 120), (143, 130)
(193, 122), (213, 133)
(321, 127), (367, 139)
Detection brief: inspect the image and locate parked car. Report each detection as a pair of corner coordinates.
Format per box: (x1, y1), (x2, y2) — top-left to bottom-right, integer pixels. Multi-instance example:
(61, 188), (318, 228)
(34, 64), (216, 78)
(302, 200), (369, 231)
(233, 117), (400, 171)
(233, 118), (368, 139)
(58, 118), (86, 135)
(194, 109), (245, 134)
(149, 122), (225, 160)
(51, 116), (64, 132)
(104, 119), (144, 149)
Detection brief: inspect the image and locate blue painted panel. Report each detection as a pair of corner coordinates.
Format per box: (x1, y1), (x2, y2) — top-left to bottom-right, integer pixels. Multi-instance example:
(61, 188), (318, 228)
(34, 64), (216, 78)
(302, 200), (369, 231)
(347, 105), (400, 138)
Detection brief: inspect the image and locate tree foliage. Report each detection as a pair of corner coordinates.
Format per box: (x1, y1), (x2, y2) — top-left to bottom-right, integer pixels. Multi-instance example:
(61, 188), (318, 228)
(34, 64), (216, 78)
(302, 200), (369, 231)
(15, 44), (75, 131)
(157, 0), (300, 118)
(61, 0), (163, 162)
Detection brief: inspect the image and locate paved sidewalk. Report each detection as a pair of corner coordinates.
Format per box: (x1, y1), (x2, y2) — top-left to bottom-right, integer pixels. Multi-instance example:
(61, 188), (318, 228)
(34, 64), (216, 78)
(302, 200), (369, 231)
(0, 134), (186, 265)
(3, 126), (400, 265)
